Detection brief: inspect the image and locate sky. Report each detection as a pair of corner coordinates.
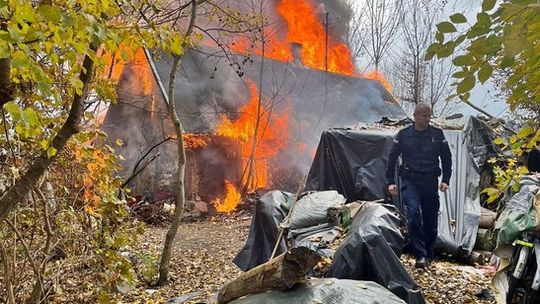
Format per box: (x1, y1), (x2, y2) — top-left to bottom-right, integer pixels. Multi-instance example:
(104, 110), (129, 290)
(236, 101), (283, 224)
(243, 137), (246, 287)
(347, 0), (510, 119)
(445, 0), (510, 119)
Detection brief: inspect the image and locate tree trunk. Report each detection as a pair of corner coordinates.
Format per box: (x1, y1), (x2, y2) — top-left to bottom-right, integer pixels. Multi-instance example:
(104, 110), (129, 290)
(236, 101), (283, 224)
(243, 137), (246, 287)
(217, 247), (321, 304)
(0, 51), (95, 220)
(0, 20), (13, 108)
(156, 0), (197, 286)
(243, 20), (265, 193)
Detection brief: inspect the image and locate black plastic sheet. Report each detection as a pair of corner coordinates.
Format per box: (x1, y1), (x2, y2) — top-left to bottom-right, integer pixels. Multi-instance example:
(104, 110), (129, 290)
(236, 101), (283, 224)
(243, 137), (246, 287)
(233, 191), (292, 271)
(306, 128), (396, 202)
(326, 202), (425, 304)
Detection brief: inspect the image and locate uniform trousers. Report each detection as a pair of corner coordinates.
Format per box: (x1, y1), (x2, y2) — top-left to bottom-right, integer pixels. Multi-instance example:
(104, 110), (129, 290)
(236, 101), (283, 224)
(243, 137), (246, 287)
(401, 177), (440, 259)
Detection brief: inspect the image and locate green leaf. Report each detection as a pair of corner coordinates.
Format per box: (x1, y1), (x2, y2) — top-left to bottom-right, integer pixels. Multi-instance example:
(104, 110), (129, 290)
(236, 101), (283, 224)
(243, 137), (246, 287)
(478, 63), (493, 83)
(482, 0), (496, 12)
(437, 21), (457, 33)
(454, 34), (466, 45)
(40, 139), (49, 150)
(22, 108), (40, 127)
(457, 75), (476, 94)
(453, 55), (475, 66)
(438, 41), (456, 58)
(450, 13), (467, 24)
(425, 43), (441, 60)
(499, 55), (515, 69)
(38, 5), (62, 23)
(476, 12), (491, 28)
(11, 50), (27, 68)
(47, 147), (58, 158)
(452, 70), (469, 79)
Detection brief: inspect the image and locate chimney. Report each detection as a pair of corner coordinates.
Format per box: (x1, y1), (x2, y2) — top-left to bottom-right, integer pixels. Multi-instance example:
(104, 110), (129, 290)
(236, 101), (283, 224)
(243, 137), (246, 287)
(290, 42), (303, 66)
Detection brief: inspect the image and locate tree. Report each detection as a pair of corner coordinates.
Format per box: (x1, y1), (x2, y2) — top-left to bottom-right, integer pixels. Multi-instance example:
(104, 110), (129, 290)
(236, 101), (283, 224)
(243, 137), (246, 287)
(359, 0), (404, 71)
(0, 0), (183, 301)
(0, 0), (182, 219)
(427, 0), (540, 199)
(392, 0), (461, 117)
(156, 0), (197, 287)
(156, 0), (267, 284)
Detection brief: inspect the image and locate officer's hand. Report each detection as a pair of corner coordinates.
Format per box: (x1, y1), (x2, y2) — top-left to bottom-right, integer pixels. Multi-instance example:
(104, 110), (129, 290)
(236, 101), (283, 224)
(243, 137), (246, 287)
(388, 184), (398, 196)
(439, 182), (449, 192)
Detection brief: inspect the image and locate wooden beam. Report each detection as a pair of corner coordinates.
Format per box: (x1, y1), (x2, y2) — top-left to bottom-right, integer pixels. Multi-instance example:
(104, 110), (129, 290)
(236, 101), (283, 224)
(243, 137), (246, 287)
(217, 247), (321, 304)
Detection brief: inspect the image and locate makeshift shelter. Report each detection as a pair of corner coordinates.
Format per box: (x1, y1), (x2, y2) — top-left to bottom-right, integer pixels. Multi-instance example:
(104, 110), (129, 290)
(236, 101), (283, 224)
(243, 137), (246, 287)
(233, 116), (499, 303)
(101, 47), (407, 203)
(305, 116), (500, 256)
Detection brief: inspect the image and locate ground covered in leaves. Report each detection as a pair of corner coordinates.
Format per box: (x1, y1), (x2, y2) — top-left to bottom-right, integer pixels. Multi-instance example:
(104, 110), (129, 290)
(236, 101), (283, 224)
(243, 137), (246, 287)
(124, 213), (495, 304)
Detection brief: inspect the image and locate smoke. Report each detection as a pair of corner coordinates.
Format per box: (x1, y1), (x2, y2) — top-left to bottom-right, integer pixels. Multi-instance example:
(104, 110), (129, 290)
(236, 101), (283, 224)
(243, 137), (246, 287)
(315, 0), (355, 45)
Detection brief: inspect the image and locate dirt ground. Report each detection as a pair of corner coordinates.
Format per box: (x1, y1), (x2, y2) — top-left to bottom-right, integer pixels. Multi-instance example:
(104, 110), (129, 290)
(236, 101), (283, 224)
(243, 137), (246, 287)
(127, 213), (496, 304)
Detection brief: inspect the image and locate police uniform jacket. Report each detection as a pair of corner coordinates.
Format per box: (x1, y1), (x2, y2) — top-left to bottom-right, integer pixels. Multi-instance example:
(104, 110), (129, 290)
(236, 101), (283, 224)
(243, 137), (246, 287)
(385, 125), (452, 185)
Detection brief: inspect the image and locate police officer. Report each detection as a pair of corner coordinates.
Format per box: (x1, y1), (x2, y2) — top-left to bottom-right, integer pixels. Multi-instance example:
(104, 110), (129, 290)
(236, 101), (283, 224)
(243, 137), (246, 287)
(386, 103), (452, 268)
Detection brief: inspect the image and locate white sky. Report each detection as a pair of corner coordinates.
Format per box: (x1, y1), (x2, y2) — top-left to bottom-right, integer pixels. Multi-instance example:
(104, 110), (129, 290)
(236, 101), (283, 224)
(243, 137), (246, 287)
(348, 0), (509, 118)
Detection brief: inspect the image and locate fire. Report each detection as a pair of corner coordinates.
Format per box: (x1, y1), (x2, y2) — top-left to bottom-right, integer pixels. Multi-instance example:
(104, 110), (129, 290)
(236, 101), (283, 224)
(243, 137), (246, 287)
(214, 180), (242, 213)
(183, 133), (210, 149)
(217, 81), (289, 160)
(364, 70), (392, 91)
(102, 47), (154, 96)
(228, 0), (397, 91)
(231, 0), (355, 75)
(216, 80), (289, 202)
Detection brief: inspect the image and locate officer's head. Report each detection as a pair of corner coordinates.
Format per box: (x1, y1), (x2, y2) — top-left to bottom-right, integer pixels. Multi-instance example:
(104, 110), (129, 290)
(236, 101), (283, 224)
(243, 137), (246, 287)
(413, 103), (431, 130)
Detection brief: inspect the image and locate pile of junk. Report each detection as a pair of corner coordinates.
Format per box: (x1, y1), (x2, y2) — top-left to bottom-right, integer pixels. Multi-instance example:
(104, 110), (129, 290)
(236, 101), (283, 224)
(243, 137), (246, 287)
(221, 116), (540, 304)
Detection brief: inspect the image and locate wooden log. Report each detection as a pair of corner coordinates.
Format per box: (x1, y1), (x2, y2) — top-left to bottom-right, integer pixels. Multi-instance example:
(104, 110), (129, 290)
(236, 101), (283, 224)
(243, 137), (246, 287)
(479, 207), (497, 229)
(217, 247), (321, 304)
(468, 250), (490, 265)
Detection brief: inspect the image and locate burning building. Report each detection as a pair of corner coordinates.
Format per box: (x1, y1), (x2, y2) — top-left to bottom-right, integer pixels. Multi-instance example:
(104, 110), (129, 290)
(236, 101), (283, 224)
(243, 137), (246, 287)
(100, 0), (407, 211)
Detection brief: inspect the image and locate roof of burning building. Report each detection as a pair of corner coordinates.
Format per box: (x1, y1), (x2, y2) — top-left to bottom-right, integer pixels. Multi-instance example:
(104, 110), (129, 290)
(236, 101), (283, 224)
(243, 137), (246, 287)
(149, 47), (407, 148)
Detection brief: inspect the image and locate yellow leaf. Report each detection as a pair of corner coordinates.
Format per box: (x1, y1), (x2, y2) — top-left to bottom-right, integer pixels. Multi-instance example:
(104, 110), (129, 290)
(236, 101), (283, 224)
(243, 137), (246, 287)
(493, 137), (504, 145)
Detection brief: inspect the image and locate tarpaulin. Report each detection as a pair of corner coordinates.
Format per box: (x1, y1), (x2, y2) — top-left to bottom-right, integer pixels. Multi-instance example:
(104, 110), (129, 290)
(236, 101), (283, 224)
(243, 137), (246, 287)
(306, 128), (396, 201)
(326, 201), (425, 304)
(286, 190), (346, 229)
(494, 175), (540, 245)
(233, 191), (292, 271)
(230, 278), (406, 304)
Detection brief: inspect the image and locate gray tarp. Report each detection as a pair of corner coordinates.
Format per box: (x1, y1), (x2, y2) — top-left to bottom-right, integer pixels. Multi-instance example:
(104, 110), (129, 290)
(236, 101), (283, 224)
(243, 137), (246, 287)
(233, 192), (425, 303)
(230, 278), (406, 304)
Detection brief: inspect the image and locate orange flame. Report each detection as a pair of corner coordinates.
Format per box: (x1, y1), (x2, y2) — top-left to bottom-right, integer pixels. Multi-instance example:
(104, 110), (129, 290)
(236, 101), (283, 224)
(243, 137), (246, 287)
(231, 0), (355, 75)
(217, 81), (289, 160)
(183, 133), (210, 149)
(228, 0), (396, 91)
(102, 47), (154, 95)
(214, 180), (242, 213)
(364, 70), (392, 91)
(216, 80), (289, 200)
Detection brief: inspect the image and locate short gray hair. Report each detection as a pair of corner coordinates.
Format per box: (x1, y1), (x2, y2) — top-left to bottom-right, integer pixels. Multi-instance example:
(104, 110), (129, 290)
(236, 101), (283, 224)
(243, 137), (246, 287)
(414, 103), (431, 113)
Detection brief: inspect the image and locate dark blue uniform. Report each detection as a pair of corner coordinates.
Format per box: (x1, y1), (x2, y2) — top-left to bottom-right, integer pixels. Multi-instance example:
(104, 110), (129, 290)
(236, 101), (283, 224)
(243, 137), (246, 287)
(386, 125), (452, 259)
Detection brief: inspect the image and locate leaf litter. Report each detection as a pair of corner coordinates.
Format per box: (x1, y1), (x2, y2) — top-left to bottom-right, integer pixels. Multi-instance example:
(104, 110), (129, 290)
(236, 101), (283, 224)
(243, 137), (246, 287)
(121, 212), (495, 304)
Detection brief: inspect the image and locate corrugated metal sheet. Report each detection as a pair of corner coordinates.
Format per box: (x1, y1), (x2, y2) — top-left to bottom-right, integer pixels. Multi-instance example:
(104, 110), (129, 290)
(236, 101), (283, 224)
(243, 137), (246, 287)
(436, 126), (481, 254)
